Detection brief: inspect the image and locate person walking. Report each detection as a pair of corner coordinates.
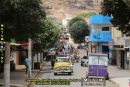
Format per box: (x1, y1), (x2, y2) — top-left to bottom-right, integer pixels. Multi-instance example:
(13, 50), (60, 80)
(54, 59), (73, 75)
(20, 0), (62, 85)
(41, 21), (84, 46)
(76, 53), (80, 63)
(51, 59), (55, 69)
(23, 58), (31, 74)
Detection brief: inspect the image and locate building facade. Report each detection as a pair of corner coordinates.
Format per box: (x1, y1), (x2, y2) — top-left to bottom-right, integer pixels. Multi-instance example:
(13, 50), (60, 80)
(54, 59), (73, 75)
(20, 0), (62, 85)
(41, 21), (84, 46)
(112, 35), (130, 69)
(89, 15), (112, 55)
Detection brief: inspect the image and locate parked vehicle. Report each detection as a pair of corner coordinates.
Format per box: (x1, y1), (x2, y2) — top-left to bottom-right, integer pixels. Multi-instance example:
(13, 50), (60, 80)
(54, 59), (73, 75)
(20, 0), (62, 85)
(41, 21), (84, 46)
(81, 56), (88, 66)
(54, 56), (73, 75)
(83, 59), (88, 67)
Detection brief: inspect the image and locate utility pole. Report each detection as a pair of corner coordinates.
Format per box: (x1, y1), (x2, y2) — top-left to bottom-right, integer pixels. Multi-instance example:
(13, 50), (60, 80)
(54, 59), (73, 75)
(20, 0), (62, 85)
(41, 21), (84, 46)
(85, 36), (89, 56)
(4, 42), (10, 87)
(28, 38), (32, 78)
(129, 56), (130, 71)
(128, 48), (130, 71)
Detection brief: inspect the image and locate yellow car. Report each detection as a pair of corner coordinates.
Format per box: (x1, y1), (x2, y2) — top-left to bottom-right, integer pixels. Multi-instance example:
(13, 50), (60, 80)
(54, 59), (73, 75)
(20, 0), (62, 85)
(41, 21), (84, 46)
(54, 56), (73, 75)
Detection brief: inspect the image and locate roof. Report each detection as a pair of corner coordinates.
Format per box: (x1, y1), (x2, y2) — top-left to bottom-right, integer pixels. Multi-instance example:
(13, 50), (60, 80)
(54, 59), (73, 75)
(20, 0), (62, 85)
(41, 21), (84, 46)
(90, 15), (112, 24)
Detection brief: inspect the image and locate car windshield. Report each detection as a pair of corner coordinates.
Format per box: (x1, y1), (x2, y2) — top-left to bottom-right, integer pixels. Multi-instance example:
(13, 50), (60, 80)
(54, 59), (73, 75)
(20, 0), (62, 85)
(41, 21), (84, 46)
(83, 56), (88, 59)
(85, 60), (88, 63)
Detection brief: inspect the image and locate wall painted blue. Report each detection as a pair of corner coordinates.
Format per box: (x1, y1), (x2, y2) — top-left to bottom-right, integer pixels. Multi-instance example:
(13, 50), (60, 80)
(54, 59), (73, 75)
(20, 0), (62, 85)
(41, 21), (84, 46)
(90, 32), (112, 43)
(89, 15), (112, 43)
(90, 15), (112, 24)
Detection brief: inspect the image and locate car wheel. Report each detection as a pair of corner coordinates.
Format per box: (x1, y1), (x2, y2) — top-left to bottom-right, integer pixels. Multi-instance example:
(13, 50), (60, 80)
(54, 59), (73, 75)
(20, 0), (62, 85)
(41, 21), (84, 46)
(85, 64), (88, 67)
(81, 63), (83, 66)
(72, 70), (74, 73)
(68, 72), (71, 75)
(84, 64), (86, 67)
(54, 73), (57, 75)
(105, 74), (109, 80)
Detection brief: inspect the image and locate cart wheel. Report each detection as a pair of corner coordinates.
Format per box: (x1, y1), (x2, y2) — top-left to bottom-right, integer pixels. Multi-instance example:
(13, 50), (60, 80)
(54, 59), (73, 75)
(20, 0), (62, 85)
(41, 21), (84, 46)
(105, 74), (109, 80)
(86, 74), (88, 78)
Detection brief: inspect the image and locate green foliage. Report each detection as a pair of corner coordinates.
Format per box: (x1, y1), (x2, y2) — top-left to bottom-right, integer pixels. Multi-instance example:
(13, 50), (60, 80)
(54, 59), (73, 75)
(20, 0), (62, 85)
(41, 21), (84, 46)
(101, 0), (130, 36)
(33, 18), (60, 51)
(0, 0), (60, 51)
(0, 0), (46, 41)
(77, 12), (96, 19)
(68, 17), (89, 43)
(68, 17), (85, 28)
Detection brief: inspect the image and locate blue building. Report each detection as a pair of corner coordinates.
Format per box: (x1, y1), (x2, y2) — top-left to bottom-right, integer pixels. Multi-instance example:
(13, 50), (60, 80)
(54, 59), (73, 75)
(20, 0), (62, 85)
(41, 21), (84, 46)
(89, 15), (112, 53)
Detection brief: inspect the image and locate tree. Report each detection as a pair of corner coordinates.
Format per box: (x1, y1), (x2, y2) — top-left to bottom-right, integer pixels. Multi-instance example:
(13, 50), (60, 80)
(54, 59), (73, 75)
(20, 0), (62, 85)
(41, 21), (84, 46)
(77, 12), (96, 19)
(0, 0), (59, 50)
(68, 17), (89, 43)
(33, 17), (59, 51)
(0, 0), (46, 42)
(101, 0), (130, 36)
(68, 17), (84, 28)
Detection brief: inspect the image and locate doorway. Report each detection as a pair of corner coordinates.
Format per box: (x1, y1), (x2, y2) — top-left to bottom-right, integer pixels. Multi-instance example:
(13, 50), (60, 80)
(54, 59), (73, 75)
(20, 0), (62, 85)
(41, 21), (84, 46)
(120, 50), (125, 69)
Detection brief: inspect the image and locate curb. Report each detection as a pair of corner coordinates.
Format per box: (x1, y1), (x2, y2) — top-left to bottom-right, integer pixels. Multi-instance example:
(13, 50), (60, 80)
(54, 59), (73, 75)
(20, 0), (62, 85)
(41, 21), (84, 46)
(0, 83), (26, 87)
(26, 62), (46, 87)
(0, 62), (47, 87)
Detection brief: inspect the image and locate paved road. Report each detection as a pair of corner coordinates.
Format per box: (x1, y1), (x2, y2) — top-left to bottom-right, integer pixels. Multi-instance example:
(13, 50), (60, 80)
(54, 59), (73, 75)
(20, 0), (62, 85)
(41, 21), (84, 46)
(32, 49), (116, 87)
(33, 61), (116, 87)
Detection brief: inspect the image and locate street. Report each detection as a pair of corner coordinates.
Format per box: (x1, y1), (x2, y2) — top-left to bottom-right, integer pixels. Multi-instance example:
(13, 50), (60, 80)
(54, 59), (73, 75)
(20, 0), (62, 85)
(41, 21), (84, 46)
(1, 1), (130, 87)
(33, 49), (116, 87)
(33, 62), (115, 87)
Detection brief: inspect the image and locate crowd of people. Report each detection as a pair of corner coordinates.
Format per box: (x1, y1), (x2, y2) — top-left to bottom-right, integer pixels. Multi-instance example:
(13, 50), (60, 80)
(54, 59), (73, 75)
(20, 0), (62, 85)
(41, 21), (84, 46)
(51, 45), (80, 66)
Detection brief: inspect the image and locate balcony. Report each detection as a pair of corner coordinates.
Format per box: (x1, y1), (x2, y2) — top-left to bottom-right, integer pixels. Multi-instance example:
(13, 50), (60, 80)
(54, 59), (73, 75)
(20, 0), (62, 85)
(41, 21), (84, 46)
(113, 37), (130, 48)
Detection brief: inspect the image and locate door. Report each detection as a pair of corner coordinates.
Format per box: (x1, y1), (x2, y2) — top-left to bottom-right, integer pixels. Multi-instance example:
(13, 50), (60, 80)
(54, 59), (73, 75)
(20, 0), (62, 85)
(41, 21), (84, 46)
(120, 50), (125, 69)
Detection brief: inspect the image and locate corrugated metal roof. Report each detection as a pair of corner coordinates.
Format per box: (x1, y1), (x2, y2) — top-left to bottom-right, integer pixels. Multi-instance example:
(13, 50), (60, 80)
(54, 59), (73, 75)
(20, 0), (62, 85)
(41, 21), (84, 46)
(90, 15), (112, 24)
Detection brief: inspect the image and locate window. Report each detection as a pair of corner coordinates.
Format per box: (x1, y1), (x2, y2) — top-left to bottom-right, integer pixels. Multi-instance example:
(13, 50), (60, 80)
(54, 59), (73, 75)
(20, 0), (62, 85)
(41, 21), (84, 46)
(102, 27), (109, 31)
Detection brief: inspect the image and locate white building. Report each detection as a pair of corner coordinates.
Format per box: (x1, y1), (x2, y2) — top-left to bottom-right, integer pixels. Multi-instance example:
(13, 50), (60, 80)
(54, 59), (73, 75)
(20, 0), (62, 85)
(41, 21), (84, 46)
(62, 17), (72, 28)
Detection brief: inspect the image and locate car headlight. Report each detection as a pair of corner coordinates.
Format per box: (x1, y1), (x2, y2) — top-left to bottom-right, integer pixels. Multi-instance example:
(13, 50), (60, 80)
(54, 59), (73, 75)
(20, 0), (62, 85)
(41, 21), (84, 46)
(69, 66), (73, 70)
(54, 67), (61, 70)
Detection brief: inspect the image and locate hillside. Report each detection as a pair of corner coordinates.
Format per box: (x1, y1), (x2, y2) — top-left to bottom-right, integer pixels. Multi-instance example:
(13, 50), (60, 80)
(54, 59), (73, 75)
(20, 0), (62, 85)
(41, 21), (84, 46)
(41, 0), (102, 22)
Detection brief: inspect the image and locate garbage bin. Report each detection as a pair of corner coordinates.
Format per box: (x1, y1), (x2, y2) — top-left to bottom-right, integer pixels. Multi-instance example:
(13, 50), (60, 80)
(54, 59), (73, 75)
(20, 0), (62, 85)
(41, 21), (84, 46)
(0, 64), (4, 73)
(34, 62), (40, 69)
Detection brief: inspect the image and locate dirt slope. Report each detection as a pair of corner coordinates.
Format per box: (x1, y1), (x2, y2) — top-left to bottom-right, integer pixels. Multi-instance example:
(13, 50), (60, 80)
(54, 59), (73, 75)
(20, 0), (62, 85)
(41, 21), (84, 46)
(41, 0), (102, 22)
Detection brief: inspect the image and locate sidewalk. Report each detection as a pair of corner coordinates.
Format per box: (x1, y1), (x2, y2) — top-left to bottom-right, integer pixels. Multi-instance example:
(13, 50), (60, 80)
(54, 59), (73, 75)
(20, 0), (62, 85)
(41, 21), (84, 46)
(1, 59), (129, 87)
(0, 62), (46, 87)
(108, 65), (130, 87)
(110, 77), (130, 87)
(78, 48), (130, 87)
(79, 48), (130, 87)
